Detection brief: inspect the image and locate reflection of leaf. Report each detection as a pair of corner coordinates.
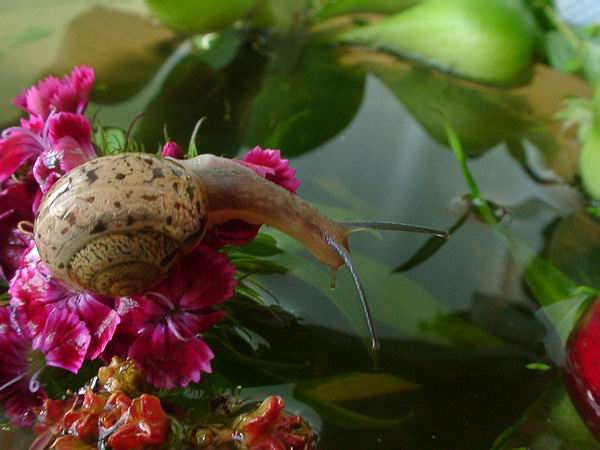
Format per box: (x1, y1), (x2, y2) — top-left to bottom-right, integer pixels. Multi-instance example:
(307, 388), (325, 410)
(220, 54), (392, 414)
(269, 229), (503, 349)
(295, 387), (413, 429)
(492, 380), (599, 450)
(302, 372), (418, 402)
(135, 41), (267, 156)
(244, 43), (365, 156)
(49, 6), (175, 103)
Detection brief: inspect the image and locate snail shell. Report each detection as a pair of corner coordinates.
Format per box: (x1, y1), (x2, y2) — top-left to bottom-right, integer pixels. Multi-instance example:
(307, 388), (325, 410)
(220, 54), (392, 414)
(34, 153), (208, 296)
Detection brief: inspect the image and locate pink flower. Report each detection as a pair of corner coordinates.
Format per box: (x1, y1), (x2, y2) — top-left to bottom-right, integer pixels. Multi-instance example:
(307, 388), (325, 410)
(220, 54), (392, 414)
(161, 141), (184, 159)
(119, 245), (236, 389)
(13, 66), (94, 119)
(0, 112), (96, 191)
(0, 177), (36, 281)
(0, 308), (45, 427)
(9, 244), (119, 360)
(0, 126), (46, 185)
(241, 147), (301, 193)
(206, 147), (301, 248)
(32, 112), (96, 193)
(0, 307), (90, 426)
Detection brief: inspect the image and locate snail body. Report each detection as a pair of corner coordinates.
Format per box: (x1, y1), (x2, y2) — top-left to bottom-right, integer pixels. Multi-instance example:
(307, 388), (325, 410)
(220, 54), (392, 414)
(35, 153), (347, 297)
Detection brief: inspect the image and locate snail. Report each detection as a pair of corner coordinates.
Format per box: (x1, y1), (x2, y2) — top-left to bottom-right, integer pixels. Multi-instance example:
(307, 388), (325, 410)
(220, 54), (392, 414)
(34, 152), (448, 349)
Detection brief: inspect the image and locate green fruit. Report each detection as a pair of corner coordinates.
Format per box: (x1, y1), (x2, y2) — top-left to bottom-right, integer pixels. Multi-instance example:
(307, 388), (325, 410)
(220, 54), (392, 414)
(145, 0), (256, 33)
(341, 0), (540, 85)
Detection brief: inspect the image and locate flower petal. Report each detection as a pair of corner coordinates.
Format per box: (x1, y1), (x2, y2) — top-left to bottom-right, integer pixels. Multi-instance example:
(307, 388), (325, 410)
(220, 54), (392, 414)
(13, 66), (94, 118)
(0, 130), (45, 183)
(161, 141), (184, 159)
(176, 245), (236, 310)
(33, 309), (90, 373)
(241, 147), (301, 193)
(76, 294), (120, 360)
(128, 325), (214, 389)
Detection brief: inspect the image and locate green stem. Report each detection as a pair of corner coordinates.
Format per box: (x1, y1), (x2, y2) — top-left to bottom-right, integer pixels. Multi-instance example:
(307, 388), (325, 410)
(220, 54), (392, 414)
(542, 4), (584, 57)
(441, 117), (497, 224)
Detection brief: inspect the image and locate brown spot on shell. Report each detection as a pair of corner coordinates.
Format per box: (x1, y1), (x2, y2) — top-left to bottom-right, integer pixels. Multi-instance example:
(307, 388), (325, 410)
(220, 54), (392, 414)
(86, 169), (98, 184)
(151, 168), (165, 179)
(114, 201), (121, 208)
(141, 194), (158, 201)
(91, 222), (107, 234)
(84, 196), (95, 203)
(115, 173), (127, 180)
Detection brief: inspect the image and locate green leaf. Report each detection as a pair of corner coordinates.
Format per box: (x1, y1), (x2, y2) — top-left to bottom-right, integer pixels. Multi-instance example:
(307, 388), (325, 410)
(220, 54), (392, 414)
(145, 0), (256, 34)
(339, 0), (539, 85)
(230, 255), (288, 275)
(244, 43), (365, 156)
(225, 232), (283, 257)
(135, 43), (266, 156)
(191, 29), (244, 71)
(545, 212), (600, 291)
(545, 30), (582, 74)
(313, 0), (420, 21)
(581, 118), (600, 201)
(40, 361), (102, 399)
(394, 210), (468, 272)
(525, 362), (552, 372)
(369, 63), (530, 156)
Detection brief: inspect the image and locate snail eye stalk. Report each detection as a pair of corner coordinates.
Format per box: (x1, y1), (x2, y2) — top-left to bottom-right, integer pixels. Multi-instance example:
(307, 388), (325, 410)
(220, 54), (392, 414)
(343, 221), (450, 239)
(324, 233), (379, 351)
(326, 221), (450, 351)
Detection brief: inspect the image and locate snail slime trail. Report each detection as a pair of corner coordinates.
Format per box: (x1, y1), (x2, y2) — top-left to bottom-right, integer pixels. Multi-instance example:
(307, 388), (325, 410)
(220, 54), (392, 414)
(34, 153), (449, 350)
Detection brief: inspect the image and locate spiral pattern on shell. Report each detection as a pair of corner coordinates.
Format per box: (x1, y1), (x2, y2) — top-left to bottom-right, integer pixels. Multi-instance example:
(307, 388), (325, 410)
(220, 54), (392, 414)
(34, 153), (208, 296)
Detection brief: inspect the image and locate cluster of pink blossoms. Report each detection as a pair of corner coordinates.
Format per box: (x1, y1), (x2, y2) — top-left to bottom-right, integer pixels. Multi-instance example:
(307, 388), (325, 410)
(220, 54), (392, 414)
(0, 67), (300, 425)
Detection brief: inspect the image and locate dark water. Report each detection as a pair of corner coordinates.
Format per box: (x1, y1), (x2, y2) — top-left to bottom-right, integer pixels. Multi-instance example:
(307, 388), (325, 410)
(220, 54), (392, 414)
(1, 2), (598, 449)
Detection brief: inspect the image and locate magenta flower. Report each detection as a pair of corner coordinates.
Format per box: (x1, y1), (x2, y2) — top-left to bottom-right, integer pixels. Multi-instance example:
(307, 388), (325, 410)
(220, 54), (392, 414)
(0, 307), (44, 427)
(9, 244), (120, 360)
(0, 177), (36, 282)
(0, 307), (90, 426)
(13, 66), (94, 119)
(205, 146), (301, 248)
(161, 140), (185, 159)
(32, 112), (96, 193)
(241, 146), (301, 193)
(0, 112), (96, 191)
(118, 245), (236, 389)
